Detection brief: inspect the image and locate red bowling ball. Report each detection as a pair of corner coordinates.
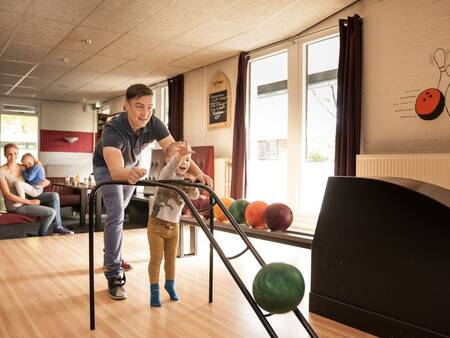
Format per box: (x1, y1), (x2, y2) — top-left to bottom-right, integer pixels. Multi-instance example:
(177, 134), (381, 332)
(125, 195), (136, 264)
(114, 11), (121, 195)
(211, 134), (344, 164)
(415, 88), (445, 120)
(264, 203), (293, 231)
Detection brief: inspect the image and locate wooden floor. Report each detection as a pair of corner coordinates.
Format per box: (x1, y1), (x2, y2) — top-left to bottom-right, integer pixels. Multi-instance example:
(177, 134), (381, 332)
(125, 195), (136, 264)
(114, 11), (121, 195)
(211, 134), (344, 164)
(0, 228), (375, 338)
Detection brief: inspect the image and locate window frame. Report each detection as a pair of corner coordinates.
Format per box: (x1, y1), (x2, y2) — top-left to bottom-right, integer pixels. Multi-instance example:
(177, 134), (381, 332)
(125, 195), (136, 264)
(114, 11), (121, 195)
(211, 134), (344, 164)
(246, 27), (339, 231)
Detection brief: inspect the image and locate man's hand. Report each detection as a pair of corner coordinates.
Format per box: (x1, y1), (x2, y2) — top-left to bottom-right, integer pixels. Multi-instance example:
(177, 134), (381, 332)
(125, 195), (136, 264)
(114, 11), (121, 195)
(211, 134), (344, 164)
(27, 199), (40, 206)
(128, 167), (147, 185)
(194, 173), (214, 188)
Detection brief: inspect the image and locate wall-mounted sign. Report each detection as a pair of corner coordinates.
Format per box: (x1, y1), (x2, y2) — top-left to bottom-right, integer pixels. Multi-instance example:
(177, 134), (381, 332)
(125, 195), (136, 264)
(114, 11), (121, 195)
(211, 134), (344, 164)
(208, 72), (231, 129)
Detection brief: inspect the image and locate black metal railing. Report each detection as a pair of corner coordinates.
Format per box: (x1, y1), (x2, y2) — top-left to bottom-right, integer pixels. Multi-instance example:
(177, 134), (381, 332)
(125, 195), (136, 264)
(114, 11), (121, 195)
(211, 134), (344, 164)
(88, 179), (318, 338)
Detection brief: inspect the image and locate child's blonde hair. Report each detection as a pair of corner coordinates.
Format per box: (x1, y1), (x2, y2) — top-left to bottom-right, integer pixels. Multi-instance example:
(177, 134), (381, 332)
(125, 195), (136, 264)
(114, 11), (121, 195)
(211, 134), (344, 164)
(21, 153), (40, 165)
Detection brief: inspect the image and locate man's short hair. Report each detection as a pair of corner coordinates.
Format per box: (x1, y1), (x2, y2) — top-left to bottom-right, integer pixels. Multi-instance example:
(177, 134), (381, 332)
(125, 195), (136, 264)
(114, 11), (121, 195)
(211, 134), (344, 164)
(126, 84), (153, 100)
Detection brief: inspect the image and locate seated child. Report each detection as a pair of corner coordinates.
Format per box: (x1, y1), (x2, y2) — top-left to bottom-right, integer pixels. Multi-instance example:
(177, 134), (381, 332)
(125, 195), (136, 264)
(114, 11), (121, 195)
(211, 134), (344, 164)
(147, 141), (199, 307)
(13, 153), (48, 208)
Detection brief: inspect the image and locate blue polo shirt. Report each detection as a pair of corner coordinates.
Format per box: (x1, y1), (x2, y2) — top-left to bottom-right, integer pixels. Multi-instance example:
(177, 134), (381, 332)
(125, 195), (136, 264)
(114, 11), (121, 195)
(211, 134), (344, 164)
(93, 112), (170, 169)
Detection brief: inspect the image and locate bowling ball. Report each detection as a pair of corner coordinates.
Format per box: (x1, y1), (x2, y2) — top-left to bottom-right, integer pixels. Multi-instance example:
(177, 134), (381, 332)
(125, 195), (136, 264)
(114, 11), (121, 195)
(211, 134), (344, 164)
(182, 193), (211, 219)
(213, 197), (234, 222)
(415, 88), (445, 120)
(252, 262), (305, 314)
(264, 203), (293, 231)
(229, 199), (250, 224)
(245, 201), (268, 229)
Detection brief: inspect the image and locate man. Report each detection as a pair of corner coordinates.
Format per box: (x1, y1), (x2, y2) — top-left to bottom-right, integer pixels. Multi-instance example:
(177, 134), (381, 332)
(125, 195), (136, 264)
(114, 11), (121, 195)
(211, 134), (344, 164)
(93, 84), (212, 300)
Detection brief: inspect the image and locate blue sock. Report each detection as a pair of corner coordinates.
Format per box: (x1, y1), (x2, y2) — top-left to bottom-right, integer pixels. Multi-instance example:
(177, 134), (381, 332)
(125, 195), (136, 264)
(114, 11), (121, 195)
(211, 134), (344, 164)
(150, 284), (161, 307)
(164, 280), (179, 301)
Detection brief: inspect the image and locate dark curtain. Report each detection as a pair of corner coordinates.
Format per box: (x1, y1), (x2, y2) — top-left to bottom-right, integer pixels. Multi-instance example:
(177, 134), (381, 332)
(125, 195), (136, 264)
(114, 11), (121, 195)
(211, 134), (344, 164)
(168, 74), (184, 141)
(334, 15), (363, 176)
(230, 52), (249, 199)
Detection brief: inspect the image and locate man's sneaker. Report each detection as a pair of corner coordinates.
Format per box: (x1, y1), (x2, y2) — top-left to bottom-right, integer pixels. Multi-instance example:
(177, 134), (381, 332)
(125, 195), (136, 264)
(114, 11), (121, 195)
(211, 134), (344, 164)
(53, 226), (75, 236)
(103, 260), (134, 272)
(107, 274), (127, 300)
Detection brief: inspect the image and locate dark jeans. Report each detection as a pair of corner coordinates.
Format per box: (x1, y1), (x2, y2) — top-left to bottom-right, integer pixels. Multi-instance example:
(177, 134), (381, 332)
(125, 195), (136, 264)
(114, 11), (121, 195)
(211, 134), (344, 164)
(13, 192), (63, 236)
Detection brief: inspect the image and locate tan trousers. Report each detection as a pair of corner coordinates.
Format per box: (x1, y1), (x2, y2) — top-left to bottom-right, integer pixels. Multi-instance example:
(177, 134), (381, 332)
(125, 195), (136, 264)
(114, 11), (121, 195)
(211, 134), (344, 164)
(147, 216), (179, 284)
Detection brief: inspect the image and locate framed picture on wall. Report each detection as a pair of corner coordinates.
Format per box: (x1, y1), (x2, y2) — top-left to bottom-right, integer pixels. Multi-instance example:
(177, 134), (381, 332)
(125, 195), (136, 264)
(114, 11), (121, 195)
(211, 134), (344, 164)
(208, 72), (232, 129)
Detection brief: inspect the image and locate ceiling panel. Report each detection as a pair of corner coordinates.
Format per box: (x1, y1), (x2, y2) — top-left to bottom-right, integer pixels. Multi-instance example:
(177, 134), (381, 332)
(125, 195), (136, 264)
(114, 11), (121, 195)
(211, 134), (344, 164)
(99, 34), (162, 59)
(42, 49), (92, 69)
(0, 59), (35, 76)
(57, 27), (121, 54)
(88, 73), (132, 87)
(26, 0), (102, 25)
(210, 28), (282, 53)
(219, 0), (297, 27)
(0, 85), (13, 95)
(0, 0), (32, 14)
(2, 42), (52, 63)
(171, 49), (232, 69)
(172, 18), (250, 48)
(29, 64), (70, 79)
(80, 0), (170, 34)
(172, 0), (236, 16)
(0, 73), (22, 86)
(129, 6), (211, 41)
(137, 43), (199, 64)
(109, 60), (158, 77)
(13, 16), (75, 47)
(50, 69), (102, 90)
(148, 65), (190, 78)
(0, 11), (20, 42)
(19, 75), (54, 89)
(9, 86), (40, 97)
(76, 55), (127, 73)
(261, 0), (353, 36)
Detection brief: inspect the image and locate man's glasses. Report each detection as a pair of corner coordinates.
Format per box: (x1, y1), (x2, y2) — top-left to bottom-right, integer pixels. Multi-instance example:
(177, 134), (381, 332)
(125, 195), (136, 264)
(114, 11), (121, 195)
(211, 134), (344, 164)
(135, 103), (153, 113)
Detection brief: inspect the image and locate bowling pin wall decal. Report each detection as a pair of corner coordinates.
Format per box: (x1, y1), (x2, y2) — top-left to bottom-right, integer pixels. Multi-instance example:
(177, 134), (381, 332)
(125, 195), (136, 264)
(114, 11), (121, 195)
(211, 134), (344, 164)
(396, 48), (450, 121)
(415, 48), (450, 120)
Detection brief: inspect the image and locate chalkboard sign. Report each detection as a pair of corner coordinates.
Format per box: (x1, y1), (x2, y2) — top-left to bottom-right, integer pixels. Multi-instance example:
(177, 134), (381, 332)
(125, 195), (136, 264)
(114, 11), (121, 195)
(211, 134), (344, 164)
(209, 90), (227, 123)
(208, 72), (231, 129)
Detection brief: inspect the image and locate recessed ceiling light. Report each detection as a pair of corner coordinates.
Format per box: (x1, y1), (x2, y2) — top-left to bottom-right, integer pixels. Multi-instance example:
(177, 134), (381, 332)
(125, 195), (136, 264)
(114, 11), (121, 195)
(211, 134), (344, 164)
(81, 39), (92, 44)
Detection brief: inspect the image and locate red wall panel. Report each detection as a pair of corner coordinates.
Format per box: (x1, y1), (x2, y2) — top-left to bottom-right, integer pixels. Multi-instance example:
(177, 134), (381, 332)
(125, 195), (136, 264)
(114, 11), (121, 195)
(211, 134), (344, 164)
(40, 130), (94, 153)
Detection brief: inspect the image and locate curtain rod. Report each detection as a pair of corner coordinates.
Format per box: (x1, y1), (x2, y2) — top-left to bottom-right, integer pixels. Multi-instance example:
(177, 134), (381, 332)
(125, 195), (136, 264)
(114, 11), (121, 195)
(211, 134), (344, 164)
(247, 0), (360, 56)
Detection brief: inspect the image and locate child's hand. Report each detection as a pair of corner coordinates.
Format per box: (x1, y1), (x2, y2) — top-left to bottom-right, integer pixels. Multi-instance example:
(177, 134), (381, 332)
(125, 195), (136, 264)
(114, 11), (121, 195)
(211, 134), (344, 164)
(175, 142), (194, 157)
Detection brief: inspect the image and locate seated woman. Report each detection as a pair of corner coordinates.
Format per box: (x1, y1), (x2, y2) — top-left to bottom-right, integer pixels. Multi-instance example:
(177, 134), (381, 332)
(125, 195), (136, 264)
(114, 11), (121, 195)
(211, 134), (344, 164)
(0, 143), (73, 236)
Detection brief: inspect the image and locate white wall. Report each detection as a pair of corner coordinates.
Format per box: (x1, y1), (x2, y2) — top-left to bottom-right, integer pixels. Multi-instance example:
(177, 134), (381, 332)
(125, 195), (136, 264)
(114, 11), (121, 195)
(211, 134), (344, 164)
(40, 101), (95, 132)
(361, 0), (450, 153)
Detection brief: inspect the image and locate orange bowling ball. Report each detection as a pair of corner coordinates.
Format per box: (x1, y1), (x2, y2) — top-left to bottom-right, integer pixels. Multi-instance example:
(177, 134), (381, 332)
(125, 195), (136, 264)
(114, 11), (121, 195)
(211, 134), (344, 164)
(245, 201), (268, 229)
(213, 197), (235, 222)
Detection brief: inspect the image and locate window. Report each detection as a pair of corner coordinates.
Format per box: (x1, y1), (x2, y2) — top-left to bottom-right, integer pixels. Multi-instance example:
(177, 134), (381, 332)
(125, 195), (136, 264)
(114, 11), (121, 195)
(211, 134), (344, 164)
(298, 35), (338, 217)
(247, 51), (288, 204)
(246, 33), (339, 229)
(0, 107), (39, 165)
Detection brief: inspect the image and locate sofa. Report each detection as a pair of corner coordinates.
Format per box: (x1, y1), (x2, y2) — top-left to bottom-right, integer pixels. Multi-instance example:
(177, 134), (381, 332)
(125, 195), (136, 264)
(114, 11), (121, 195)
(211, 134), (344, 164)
(0, 177), (81, 239)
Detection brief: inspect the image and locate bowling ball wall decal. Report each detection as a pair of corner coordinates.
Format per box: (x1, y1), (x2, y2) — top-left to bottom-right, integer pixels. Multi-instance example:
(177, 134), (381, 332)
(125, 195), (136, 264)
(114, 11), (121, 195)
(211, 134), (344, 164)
(415, 88), (445, 120)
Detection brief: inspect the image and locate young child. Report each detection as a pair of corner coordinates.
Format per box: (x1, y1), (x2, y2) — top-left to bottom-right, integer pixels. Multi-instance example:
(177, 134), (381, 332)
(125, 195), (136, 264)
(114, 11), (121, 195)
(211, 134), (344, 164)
(13, 153), (47, 208)
(147, 141), (199, 307)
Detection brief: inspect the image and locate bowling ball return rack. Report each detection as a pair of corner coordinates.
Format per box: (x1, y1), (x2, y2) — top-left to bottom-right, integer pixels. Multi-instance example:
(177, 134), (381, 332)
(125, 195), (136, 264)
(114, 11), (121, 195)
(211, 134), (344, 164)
(88, 179), (318, 338)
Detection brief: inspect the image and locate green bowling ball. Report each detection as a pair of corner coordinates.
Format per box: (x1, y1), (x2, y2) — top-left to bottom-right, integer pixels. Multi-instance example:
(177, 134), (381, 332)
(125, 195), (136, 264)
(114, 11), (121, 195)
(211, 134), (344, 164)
(229, 199), (250, 224)
(252, 262), (305, 314)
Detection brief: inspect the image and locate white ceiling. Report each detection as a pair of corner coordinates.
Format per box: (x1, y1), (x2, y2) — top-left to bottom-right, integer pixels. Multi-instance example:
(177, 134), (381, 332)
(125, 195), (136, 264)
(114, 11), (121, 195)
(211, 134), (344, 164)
(0, 0), (355, 103)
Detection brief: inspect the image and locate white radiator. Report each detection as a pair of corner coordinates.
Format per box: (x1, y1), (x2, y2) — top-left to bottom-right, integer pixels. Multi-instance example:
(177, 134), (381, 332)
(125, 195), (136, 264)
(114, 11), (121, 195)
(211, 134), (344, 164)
(214, 159), (232, 197)
(356, 154), (450, 189)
